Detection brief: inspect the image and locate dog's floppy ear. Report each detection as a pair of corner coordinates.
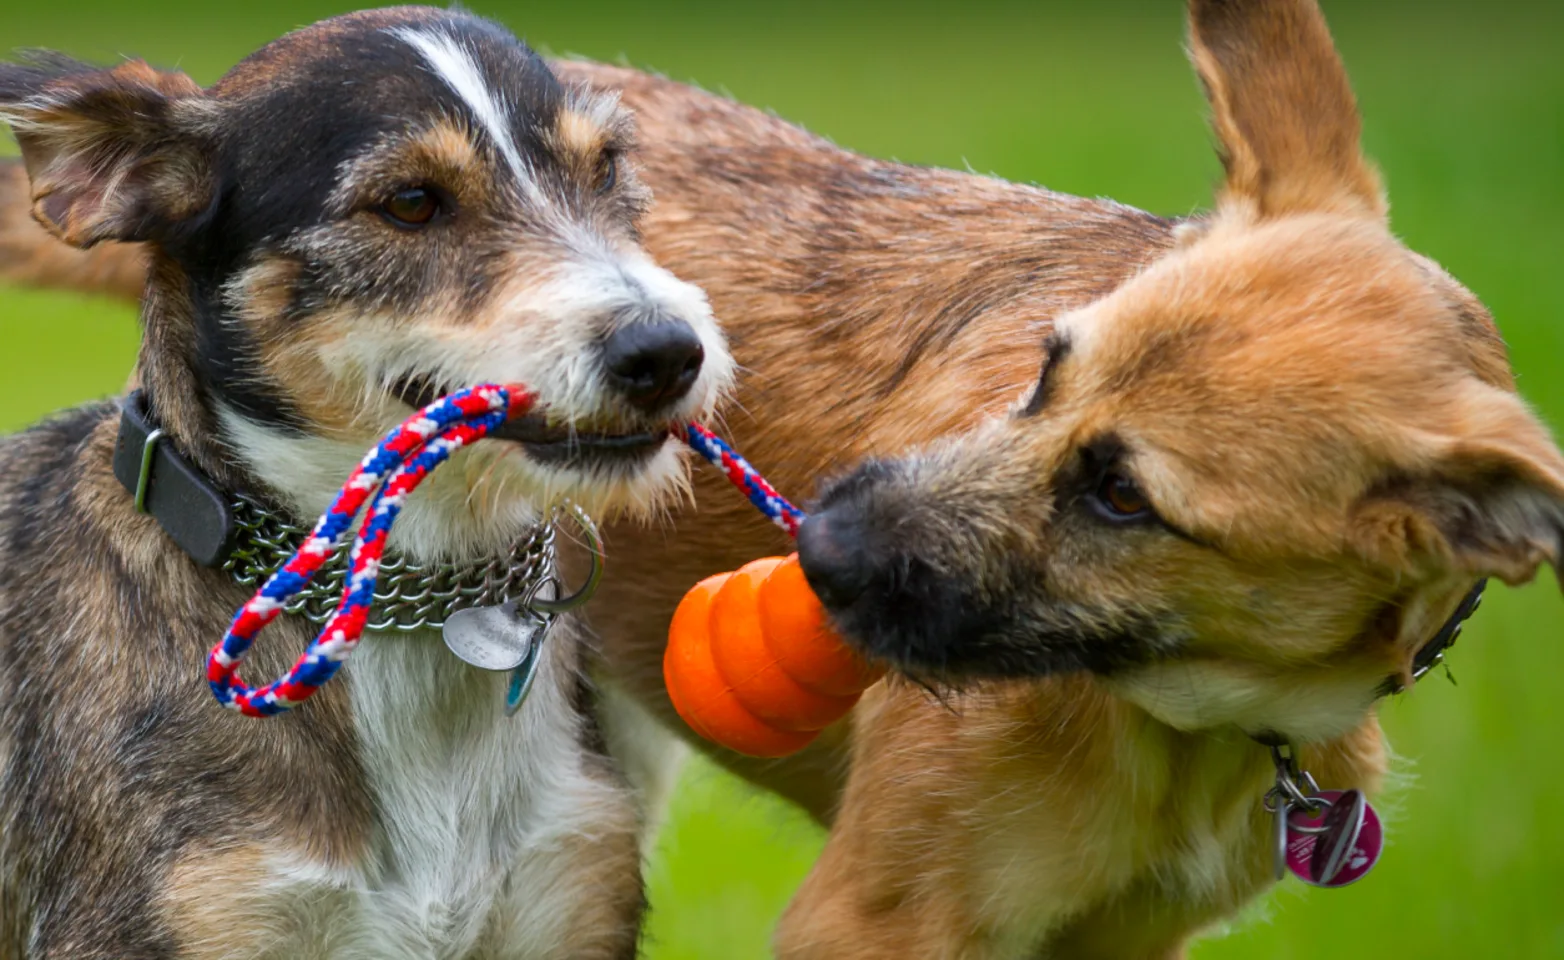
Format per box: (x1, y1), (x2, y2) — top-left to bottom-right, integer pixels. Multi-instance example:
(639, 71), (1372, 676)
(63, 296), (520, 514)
(1187, 0), (1385, 221)
(1355, 387), (1564, 591)
(0, 52), (216, 248)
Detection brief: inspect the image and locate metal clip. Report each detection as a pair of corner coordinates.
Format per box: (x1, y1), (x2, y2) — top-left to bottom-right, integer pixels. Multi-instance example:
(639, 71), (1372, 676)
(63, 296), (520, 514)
(530, 501), (603, 614)
(134, 428), (165, 514)
(1262, 742), (1326, 880)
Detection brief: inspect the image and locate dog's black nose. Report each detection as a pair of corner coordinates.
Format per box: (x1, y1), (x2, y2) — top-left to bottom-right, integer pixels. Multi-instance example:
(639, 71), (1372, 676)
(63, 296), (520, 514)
(797, 509), (874, 611)
(602, 318), (705, 413)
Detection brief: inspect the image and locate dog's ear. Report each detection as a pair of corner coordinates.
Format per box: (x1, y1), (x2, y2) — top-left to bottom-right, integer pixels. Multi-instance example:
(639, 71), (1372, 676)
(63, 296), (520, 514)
(1354, 386), (1564, 590)
(1187, 0), (1385, 221)
(0, 52), (216, 248)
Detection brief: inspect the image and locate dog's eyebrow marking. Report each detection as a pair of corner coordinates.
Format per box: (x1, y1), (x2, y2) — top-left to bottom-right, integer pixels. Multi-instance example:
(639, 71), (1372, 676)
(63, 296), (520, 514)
(391, 27), (542, 203)
(1020, 332), (1072, 418)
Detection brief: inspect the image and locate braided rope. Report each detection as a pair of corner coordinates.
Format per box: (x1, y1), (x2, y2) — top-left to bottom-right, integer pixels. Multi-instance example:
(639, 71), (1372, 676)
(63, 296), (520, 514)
(206, 384), (532, 717)
(204, 388), (798, 718)
(681, 422), (806, 537)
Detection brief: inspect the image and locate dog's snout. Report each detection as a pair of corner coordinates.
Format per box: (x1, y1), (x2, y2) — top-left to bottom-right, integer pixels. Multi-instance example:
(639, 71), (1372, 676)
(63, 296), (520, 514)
(602, 317), (705, 413)
(798, 509), (875, 611)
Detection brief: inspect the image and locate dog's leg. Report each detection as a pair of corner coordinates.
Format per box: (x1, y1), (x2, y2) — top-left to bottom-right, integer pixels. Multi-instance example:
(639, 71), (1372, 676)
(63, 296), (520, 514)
(597, 677), (691, 858)
(773, 684), (1098, 960)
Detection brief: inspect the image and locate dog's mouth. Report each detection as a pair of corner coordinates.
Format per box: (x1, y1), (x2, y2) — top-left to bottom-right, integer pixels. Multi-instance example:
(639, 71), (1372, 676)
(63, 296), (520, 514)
(391, 375), (676, 468)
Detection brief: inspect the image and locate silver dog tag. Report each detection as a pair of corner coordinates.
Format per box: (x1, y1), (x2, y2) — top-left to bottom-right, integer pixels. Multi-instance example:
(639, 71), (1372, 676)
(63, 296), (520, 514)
(442, 602), (547, 672)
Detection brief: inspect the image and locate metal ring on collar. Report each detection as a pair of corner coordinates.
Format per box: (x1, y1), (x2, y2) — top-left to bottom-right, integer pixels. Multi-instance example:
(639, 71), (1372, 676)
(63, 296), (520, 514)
(530, 501), (603, 614)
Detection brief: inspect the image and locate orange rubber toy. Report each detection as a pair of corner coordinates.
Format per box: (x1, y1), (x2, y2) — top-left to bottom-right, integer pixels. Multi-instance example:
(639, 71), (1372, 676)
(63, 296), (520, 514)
(664, 553), (884, 758)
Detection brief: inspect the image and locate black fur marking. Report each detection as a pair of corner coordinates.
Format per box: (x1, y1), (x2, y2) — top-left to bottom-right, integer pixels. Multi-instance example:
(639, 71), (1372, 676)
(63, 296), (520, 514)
(570, 655), (614, 762)
(818, 544), (1157, 681)
(1020, 332), (1072, 418)
(188, 292), (306, 432)
(0, 49), (97, 101)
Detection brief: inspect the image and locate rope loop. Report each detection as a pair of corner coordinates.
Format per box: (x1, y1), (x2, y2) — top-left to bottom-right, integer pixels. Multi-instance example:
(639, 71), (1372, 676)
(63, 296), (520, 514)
(206, 384), (532, 717)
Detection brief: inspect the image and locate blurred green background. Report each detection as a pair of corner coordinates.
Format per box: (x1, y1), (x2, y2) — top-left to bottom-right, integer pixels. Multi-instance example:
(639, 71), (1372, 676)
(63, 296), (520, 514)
(2, 1), (1561, 956)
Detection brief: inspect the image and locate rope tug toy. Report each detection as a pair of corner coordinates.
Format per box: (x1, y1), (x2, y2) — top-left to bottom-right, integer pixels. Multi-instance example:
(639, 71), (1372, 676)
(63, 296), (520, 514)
(207, 384), (532, 716)
(206, 389), (875, 738)
(671, 425), (883, 758)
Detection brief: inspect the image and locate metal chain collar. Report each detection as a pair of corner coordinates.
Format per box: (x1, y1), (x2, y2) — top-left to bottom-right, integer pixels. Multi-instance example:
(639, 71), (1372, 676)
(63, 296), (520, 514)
(221, 495), (557, 632)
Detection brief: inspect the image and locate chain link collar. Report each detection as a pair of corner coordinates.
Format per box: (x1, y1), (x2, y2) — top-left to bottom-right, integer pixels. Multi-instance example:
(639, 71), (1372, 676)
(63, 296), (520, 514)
(221, 495), (558, 632)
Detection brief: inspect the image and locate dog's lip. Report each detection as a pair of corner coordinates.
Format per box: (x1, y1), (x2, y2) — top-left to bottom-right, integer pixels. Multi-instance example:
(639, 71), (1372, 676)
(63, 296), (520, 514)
(390, 374), (676, 451)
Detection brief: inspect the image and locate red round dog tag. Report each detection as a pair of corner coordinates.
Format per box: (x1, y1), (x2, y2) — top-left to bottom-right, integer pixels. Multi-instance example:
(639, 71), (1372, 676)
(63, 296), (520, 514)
(1284, 789), (1382, 887)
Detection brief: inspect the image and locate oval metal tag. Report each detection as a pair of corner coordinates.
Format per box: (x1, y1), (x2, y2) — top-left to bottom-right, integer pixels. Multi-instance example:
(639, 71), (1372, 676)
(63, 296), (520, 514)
(441, 601), (546, 672)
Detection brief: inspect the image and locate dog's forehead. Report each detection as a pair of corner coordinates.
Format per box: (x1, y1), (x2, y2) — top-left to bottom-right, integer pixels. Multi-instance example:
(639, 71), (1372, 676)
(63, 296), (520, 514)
(212, 9), (564, 194)
(216, 8), (560, 117)
(1050, 218), (1482, 548)
(1066, 219), (1465, 414)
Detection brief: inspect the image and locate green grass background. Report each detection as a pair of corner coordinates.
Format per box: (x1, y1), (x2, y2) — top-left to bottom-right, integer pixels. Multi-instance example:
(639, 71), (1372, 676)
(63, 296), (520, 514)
(2, 1), (1561, 956)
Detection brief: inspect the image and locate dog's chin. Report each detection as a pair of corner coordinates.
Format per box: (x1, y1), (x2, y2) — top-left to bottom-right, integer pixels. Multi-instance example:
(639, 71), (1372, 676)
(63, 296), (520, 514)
(499, 433), (693, 522)
(1103, 658), (1386, 742)
(371, 436), (691, 563)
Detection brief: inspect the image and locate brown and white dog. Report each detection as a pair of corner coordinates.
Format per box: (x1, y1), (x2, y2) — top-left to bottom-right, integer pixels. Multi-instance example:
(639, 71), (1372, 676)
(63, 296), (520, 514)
(5, 1), (1562, 958)
(0, 7), (732, 959)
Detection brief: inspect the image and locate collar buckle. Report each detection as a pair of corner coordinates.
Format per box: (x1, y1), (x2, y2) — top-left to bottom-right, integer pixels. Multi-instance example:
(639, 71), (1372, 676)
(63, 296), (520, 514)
(112, 390), (238, 567)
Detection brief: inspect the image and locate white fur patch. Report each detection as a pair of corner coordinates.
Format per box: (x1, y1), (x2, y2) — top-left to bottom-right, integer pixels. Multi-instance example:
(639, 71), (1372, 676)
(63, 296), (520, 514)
(1105, 658), (1385, 742)
(392, 26), (542, 203)
(236, 626), (638, 958)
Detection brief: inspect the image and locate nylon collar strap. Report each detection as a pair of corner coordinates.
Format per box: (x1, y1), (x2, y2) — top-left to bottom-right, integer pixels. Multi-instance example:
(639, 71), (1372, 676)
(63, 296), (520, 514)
(1385, 578), (1487, 697)
(113, 390), (238, 567)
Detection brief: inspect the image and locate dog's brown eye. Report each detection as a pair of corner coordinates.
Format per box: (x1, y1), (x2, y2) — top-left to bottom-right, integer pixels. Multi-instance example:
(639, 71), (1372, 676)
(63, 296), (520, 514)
(1096, 471), (1153, 521)
(595, 151), (618, 194)
(380, 187), (441, 229)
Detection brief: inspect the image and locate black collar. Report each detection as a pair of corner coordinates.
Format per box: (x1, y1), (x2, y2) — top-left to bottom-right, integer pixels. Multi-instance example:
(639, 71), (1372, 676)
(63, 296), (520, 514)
(1253, 577), (1488, 753)
(1389, 578), (1487, 697)
(112, 390), (240, 567)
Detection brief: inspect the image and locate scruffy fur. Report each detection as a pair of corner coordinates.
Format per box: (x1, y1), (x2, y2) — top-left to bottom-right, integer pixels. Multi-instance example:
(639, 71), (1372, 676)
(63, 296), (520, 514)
(7, 1), (1564, 958)
(0, 6), (735, 959)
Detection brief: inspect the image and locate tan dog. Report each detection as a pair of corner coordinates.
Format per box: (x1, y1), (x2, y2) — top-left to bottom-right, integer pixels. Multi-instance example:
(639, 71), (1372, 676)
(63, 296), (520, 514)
(5, 1), (1560, 957)
(596, 1), (1564, 954)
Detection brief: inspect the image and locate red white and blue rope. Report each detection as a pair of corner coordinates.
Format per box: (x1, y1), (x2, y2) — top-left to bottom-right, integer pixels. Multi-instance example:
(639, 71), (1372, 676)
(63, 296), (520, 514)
(680, 422), (805, 537)
(206, 383), (532, 717)
(205, 385), (801, 718)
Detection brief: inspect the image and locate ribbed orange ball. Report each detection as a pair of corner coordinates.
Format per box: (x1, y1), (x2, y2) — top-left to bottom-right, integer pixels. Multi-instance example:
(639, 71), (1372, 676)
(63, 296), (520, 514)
(664, 553), (883, 758)
(757, 555), (885, 698)
(709, 558), (859, 731)
(664, 571), (817, 758)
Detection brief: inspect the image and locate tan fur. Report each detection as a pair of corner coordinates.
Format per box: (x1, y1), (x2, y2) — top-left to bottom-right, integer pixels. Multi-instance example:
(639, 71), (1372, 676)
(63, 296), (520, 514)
(572, 1), (1558, 954)
(4, 2), (1558, 957)
(0, 159), (146, 298)
(547, 93), (625, 178)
